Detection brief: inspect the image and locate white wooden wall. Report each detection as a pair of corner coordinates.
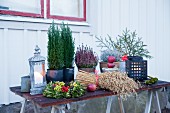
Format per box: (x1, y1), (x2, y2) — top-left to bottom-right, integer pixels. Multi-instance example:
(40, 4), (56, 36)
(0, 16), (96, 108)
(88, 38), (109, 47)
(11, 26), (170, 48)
(90, 0), (170, 81)
(0, 0), (170, 104)
(0, 19), (94, 104)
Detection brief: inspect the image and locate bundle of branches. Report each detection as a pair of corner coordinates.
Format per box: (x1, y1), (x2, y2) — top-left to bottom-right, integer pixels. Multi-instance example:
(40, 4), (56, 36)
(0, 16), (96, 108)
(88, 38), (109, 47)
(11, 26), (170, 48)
(76, 71), (140, 99)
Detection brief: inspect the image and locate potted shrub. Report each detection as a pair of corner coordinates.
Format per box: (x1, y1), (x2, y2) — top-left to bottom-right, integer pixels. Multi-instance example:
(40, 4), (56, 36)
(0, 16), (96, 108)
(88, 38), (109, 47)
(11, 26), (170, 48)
(96, 28), (152, 59)
(100, 49), (122, 72)
(96, 28), (152, 74)
(60, 22), (75, 82)
(75, 44), (98, 73)
(46, 21), (64, 82)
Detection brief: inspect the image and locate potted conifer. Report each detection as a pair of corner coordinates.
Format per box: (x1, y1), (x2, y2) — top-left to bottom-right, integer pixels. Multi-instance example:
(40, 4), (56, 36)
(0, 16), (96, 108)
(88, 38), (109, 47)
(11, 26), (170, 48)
(60, 22), (75, 82)
(46, 21), (64, 82)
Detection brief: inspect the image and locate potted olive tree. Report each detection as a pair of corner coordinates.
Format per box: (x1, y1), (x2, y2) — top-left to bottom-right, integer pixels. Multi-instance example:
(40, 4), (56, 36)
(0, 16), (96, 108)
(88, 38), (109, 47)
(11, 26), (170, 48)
(75, 44), (98, 73)
(60, 22), (75, 82)
(46, 21), (64, 82)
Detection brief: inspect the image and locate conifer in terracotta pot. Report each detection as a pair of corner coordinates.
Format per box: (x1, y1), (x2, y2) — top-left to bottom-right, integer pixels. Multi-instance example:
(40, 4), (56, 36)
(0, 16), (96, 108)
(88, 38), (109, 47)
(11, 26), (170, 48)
(75, 44), (98, 73)
(46, 21), (64, 82)
(60, 22), (75, 82)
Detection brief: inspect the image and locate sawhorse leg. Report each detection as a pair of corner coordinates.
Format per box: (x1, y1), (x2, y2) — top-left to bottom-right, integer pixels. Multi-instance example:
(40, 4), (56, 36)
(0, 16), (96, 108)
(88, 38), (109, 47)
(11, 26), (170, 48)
(106, 96), (113, 113)
(20, 98), (40, 113)
(106, 96), (125, 113)
(51, 104), (70, 113)
(118, 96), (125, 113)
(20, 99), (27, 113)
(144, 90), (161, 113)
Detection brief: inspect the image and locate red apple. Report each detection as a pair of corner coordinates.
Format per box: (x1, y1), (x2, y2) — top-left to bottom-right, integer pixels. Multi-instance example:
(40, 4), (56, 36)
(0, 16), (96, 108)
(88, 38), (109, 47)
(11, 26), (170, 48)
(87, 84), (96, 92)
(107, 63), (115, 68)
(108, 56), (116, 63)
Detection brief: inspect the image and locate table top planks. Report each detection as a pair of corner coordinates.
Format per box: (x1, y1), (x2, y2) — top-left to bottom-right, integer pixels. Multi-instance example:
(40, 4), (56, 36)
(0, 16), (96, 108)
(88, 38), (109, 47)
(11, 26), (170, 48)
(10, 80), (170, 108)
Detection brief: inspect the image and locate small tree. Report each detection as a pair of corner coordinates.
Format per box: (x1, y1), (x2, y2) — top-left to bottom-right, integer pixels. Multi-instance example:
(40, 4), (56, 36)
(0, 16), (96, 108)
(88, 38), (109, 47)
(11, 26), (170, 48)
(96, 28), (152, 59)
(47, 21), (64, 69)
(60, 22), (75, 68)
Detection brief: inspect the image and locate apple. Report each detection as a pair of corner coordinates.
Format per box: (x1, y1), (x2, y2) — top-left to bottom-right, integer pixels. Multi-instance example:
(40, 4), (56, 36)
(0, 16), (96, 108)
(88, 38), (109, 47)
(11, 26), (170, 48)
(87, 84), (96, 92)
(107, 63), (115, 68)
(108, 56), (116, 63)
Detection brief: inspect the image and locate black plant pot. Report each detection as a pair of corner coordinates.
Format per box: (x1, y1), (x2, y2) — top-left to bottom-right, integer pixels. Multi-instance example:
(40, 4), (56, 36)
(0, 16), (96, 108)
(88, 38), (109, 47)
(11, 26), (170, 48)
(46, 69), (64, 83)
(128, 56), (143, 61)
(64, 67), (74, 83)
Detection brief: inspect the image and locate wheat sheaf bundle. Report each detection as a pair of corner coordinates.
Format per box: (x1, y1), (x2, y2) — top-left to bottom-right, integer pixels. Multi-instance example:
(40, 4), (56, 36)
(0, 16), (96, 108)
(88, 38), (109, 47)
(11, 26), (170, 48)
(76, 70), (96, 87)
(76, 71), (139, 98)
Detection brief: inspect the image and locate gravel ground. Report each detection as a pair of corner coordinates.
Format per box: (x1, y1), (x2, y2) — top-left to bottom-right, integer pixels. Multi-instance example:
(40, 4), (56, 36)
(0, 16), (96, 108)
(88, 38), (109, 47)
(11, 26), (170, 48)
(0, 102), (170, 113)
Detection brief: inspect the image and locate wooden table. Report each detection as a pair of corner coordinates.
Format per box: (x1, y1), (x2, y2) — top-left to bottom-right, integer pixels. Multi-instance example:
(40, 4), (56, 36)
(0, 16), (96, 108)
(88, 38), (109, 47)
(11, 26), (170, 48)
(10, 81), (170, 113)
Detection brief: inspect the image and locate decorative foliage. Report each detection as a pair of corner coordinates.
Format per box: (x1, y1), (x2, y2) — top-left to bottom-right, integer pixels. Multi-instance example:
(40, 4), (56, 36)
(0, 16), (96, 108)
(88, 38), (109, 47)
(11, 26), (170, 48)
(47, 21), (64, 69)
(114, 29), (152, 58)
(100, 49), (122, 62)
(43, 81), (85, 99)
(96, 28), (152, 59)
(75, 44), (98, 68)
(60, 22), (75, 68)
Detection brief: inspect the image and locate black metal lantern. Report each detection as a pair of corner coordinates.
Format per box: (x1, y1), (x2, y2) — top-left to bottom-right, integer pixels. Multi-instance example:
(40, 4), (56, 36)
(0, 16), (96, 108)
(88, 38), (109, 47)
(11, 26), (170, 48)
(28, 45), (46, 95)
(126, 56), (147, 81)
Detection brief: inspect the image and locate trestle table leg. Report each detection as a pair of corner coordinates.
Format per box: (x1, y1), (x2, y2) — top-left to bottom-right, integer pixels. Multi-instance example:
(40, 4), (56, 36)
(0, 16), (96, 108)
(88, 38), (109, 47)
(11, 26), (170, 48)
(118, 96), (125, 113)
(154, 91), (161, 113)
(145, 91), (153, 113)
(20, 99), (27, 113)
(33, 103), (40, 113)
(51, 104), (66, 113)
(106, 96), (113, 113)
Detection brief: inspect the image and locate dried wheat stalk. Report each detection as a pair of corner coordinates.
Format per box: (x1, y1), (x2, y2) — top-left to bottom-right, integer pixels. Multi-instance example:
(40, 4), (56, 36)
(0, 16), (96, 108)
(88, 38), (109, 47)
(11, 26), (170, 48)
(76, 70), (140, 99)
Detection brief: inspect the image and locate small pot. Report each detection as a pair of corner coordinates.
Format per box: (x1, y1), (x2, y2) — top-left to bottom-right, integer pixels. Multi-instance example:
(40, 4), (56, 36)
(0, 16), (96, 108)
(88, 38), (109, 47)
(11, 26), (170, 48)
(46, 69), (64, 83)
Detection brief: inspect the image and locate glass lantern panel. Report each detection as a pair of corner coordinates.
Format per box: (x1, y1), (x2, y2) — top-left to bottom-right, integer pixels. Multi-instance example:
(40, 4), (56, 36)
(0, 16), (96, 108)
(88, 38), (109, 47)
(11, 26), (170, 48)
(33, 62), (45, 85)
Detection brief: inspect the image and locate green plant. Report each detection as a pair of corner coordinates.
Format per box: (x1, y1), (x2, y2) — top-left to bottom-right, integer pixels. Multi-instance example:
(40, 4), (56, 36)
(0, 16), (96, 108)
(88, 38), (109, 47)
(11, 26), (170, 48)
(43, 81), (85, 98)
(96, 28), (152, 59)
(60, 22), (75, 68)
(75, 44), (98, 68)
(47, 21), (64, 69)
(100, 49), (122, 62)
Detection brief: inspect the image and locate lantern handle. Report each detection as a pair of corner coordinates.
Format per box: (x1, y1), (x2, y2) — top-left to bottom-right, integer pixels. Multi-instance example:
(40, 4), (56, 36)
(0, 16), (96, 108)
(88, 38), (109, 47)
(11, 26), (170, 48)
(34, 45), (41, 55)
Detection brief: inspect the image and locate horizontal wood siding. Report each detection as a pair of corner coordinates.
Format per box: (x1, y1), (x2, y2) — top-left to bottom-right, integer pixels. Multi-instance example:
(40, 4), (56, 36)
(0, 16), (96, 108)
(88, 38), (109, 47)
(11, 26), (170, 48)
(0, 0), (170, 104)
(91, 0), (170, 81)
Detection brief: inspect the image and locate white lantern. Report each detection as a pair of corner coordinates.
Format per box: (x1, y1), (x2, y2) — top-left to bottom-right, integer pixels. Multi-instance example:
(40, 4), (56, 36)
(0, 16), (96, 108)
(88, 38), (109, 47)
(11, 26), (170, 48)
(28, 45), (46, 95)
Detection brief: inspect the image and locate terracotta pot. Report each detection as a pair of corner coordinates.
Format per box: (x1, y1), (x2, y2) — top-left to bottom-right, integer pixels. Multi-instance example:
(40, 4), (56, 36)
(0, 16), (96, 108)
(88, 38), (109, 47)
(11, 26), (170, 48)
(78, 68), (95, 73)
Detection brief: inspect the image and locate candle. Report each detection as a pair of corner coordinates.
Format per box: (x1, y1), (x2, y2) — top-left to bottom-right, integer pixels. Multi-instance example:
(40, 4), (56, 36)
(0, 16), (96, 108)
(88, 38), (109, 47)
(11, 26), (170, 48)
(34, 72), (43, 84)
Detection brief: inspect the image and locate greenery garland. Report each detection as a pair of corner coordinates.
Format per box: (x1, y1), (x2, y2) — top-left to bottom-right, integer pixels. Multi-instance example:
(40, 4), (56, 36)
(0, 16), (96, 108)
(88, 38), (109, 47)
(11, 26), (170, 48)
(43, 81), (85, 99)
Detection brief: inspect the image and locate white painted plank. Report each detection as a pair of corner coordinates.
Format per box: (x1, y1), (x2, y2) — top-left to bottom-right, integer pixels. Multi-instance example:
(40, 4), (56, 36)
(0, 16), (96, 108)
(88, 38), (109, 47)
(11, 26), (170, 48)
(155, 0), (164, 80)
(129, 0), (139, 31)
(110, 0), (120, 37)
(146, 0), (156, 76)
(138, 0), (147, 44)
(120, 0), (130, 31)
